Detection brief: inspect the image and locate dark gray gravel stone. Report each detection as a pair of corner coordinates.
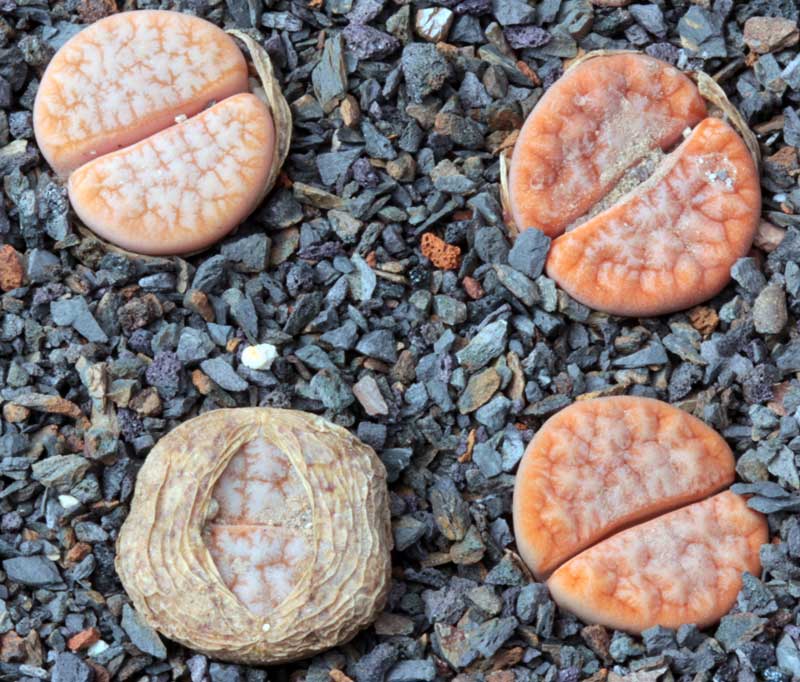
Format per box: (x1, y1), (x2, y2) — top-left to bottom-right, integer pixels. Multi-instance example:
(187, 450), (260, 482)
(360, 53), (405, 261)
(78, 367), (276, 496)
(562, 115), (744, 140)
(401, 43), (450, 102)
(122, 603), (168, 659)
(177, 328), (215, 364)
(51, 296), (108, 343)
(220, 234), (270, 273)
(715, 612), (766, 652)
(200, 358), (248, 392)
(51, 652), (94, 682)
(209, 662), (245, 682)
(503, 25), (550, 48)
(311, 368), (355, 409)
(26, 247), (60, 282)
(508, 227), (550, 279)
(491, 0), (535, 25)
(474, 226), (509, 264)
(191, 254), (228, 292)
(343, 23), (400, 60)
(354, 643), (398, 682)
(456, 320), (508, 371)
(3, 555), (61, 586)
(356, 329), (398, 363)
(642, 625), (676, 654)
(613, 340), (668, 368)
(31, 454), (89, 492)
(312, 33), (348, 112)
(386, 659), (436, 682)
(630, 3), (667, 36)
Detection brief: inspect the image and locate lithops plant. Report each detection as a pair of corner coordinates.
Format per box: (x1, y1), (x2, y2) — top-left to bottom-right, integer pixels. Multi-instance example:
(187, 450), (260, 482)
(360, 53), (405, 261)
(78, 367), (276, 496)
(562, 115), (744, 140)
(506, 53), (761, 317)
(33, 10), (290, 256)
(513, 396), (767, 633)
(115, 408), (393, 665)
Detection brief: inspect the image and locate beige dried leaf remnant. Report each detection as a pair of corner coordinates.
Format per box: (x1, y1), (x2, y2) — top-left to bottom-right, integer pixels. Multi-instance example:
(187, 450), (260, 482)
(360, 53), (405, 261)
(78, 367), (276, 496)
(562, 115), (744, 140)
(116, 408), (392, 665)
(228, 29), (293, 205)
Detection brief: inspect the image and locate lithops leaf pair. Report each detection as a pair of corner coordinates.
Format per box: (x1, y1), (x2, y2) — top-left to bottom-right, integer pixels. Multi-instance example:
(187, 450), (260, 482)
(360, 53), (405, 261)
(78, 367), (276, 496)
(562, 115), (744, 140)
(513, 396), (767, 633)
(115, 408), (393, 665)
(507, 53), (761, 317)
(34, 10), (291, 255)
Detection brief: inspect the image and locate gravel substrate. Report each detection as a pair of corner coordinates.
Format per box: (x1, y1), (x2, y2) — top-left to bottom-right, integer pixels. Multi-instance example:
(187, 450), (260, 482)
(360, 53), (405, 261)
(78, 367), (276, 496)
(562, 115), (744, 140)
(1, 0), (800, 680)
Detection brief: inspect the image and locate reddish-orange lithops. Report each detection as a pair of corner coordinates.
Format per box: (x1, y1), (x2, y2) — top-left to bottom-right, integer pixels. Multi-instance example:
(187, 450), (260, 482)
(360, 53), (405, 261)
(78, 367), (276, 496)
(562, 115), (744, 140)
(508, 53), (761, 316)
(509, 54), (708, 238)
(34, 10), (286, 255)
(512, 396), (767, 633)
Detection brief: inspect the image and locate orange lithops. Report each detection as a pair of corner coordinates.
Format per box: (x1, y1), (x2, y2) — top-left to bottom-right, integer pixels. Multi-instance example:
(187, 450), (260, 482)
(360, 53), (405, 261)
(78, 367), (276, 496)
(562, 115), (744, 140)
(547, 491), (767, 632)
(512, 396), (767, 633)
(546, 117), (760, 316)
(508, 53), (761, 316)
(513, 396), (735, 578)
(509, 53), (707, 237)
(33, 10), (284, 255)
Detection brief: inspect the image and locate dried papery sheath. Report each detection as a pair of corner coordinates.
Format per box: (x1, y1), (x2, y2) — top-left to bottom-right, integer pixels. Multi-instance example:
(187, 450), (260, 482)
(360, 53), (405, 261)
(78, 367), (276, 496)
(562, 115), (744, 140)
(116, 408), (392, 665)
(228, 29), (294, 205)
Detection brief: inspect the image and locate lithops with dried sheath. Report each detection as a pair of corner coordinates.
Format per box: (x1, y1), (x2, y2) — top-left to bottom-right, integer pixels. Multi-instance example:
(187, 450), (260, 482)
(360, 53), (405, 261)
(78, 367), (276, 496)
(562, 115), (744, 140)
(513, 396), (767, 633)
(505, 53), (761, 317)
(33, 10), (291, 256)
(115, 408), (393, 665)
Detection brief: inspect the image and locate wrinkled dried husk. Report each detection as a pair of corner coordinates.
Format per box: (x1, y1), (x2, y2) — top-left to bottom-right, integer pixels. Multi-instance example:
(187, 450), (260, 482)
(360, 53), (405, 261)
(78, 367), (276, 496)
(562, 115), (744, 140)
(228, 29), (293, 205)
(73, 32), (292, 260)
(499, 49), (761, 239)
(115, 408), (392, 665)
(692, 70), (760, 169)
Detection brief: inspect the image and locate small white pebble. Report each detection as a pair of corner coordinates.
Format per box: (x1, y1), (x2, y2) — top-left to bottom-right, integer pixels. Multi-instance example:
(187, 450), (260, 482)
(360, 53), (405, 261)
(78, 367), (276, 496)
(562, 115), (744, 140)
(88, 640), (109, 657)
(174, 114), (188, 123)
(58, 494), (80, 510)
(241, 343), (278, 371)
(262, 623), (271, 632)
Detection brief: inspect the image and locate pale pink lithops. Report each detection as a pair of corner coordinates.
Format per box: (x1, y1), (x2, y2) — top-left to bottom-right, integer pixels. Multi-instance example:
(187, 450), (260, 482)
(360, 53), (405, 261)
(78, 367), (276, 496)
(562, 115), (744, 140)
(506, 53), (761, 316)
(115, 408), (392, 664)
(33, 10), (249, 177)
(512, 396), (767, 633)
(68, 94), (274, 254)
(33, 10), (290, 256)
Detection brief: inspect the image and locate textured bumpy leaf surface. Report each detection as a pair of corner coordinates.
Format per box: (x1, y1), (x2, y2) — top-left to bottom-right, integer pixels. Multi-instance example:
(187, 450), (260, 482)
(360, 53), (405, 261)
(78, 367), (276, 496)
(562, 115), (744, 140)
(504, 52), (761, 317)
(508, 53), (707, 238)
(33, 10), (249, 177)
(513, 396), (735, 577)
(34, 11), (293, 257)
(548, 491), (767, 632)
(513, 396), (767, 633)
(116, 408), (392, 665)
